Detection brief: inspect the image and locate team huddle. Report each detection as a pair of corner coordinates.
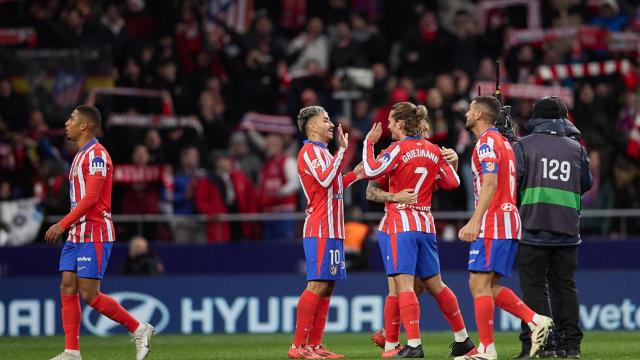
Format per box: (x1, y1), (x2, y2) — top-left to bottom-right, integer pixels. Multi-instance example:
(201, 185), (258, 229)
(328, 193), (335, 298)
(290, 97), (553, 360)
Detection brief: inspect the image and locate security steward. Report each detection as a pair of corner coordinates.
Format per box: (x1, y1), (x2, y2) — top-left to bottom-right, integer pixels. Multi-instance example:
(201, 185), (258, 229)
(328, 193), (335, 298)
(513, 97), (592, 359)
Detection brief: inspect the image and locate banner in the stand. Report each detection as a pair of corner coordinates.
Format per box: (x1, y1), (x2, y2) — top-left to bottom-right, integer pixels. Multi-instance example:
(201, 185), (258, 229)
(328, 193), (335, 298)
(473, 81), (574, 107)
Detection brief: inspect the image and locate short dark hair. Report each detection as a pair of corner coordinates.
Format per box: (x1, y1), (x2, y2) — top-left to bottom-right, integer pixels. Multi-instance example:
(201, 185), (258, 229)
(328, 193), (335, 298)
(75, 105), (102, 129)
(532, 96), (568, 119)
(473, 96), (501, 124)
(297, 106), (326, 137)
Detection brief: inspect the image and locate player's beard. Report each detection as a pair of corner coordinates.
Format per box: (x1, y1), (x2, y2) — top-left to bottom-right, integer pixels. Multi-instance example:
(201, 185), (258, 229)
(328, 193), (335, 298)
(464, 118), (475, 131)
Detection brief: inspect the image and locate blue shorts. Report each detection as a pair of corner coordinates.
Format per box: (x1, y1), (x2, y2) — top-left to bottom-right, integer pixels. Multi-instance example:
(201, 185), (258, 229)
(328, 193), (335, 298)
(387, 231), (440, 278)
(377, 231), (391, 274)
(468, 238), (518, 276)
(303, 237), (346, 281)
(59, 241), (112, 279)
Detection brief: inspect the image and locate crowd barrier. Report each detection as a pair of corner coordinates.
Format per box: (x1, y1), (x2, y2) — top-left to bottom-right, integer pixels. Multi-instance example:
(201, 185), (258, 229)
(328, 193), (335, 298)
(1, 270), (639, 336)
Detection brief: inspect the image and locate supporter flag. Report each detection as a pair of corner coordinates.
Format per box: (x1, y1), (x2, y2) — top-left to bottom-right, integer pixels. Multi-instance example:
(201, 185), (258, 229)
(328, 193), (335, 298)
(0, 197), (43, 246)
(52, 70), (85, 109)
(209, 0), (253, 33)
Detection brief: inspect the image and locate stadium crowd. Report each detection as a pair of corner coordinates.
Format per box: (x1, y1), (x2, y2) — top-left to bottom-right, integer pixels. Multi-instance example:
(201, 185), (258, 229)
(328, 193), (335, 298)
(1, 0), (640, 243)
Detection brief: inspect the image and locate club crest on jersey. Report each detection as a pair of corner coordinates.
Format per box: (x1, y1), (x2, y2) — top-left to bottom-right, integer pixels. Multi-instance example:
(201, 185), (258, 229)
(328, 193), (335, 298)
(477, 143), (495, 159)
(330, 264), (338, 276)
(310, 158), (322, 169)
(89, 156), (106, 175)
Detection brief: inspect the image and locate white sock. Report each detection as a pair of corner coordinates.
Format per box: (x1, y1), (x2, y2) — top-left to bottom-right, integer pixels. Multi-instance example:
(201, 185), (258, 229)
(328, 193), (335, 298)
(479, 342), (497, 354)
(64, 349), (80, 356)
(384, 341), (399, 351)
(454, 328), (469, 342)
(407, 338), (421, 347)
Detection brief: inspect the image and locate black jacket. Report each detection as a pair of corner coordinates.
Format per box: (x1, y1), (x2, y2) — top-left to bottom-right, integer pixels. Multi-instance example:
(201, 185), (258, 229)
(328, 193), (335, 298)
(514, 118), (593, 246)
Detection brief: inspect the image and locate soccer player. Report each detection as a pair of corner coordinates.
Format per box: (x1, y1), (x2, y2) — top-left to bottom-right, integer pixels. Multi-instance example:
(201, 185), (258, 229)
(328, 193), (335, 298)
(289, 105), (364, 359)
(363, 102), (471, 358)
(368, 122), (476, 358)
(455, 96), (553, 360)
(45, 105), (154, 360)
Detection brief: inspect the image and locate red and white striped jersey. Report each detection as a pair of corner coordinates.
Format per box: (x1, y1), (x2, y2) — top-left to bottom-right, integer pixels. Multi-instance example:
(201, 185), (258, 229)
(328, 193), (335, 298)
(471, 128), (521, 240)
(59, 138), (115, 243)
(297, 140), (357, 239)
(364, 137), (460, 235)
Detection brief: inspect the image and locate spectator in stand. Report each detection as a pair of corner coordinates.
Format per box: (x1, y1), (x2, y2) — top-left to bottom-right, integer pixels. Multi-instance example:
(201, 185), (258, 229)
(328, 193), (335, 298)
(144, 129), (165, 164)
(123, 0), (154, 41)
(229, 131), (262, 185)
(100, 2), (131, 68)
(399, 10), (454, 86)
(343, 205), (369, 270)
(154, 57), (195, 115)
(450, 9), (483, 76)
(591, 0), (628, 31)
(172, 145), (206, 244)
(286, 17), (330, 73)
(256, 133), (299, 242)
(209, 150), (258, 241)
(0, 78), (31, 132)
(329, 20), (367, 71)
(120, 235), (164, 275)
(58, 6), (103, 48)
(175, 2), (201, 75)
(199, 90), (231, 152)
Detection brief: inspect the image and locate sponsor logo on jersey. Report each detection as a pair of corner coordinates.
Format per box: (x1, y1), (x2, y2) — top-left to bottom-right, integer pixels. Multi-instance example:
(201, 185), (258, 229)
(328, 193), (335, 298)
(89, 156), (106, 175)
(469, 249), (480, 255)
(77, 256), (92, 262)
(477, 143), (495, 159)
(501, 203), (515, 212)
(381, 152), (391, 163)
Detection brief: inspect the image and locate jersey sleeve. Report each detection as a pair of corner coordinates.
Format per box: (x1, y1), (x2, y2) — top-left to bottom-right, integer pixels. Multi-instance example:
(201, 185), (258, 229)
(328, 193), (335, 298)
(476, 136), (499, 175)
(300, 145), (347, 188)
(436, 158), (461, 190)
(362, 140), (401, 178)
(59, 158), (106, 230)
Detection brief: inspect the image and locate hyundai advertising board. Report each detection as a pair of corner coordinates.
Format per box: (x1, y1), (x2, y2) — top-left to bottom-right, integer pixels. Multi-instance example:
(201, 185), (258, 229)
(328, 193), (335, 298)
(1, 271), (639, 336)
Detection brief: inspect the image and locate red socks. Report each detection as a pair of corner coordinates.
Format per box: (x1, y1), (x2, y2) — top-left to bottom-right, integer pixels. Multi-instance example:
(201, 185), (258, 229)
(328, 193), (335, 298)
(384, 295), (400, 343)
(61, 294), (81, 351)
(435, 287), (466, 333)
(89, 292), (140, 333)
(474, 295), (495, 351)
(292, 290), (320, 347)
(307, 297), (330, 347)
(495, 287), (535, 324)
(399, 291), (420, 341)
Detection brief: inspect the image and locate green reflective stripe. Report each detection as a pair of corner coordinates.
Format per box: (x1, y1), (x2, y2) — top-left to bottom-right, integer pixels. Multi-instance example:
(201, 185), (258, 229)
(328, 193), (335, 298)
(521, 187), (581, 210)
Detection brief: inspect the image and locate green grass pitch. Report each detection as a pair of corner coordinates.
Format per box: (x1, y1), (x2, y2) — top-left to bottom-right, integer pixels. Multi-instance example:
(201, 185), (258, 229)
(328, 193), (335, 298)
(1, 331), (639, 359)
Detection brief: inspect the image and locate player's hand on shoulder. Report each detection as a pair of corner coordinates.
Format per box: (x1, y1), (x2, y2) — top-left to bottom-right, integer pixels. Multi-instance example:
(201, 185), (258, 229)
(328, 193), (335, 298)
(394, 188), (417, 204)
(441, 147), (458, 165)
(45, 223), (64, 244)
(366, 122), (383, 144)
(336, 123), (349, 149)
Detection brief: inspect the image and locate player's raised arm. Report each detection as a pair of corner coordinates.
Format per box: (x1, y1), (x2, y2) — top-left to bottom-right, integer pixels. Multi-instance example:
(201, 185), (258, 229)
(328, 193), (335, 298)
(362, 123), (401, 178)
(301, 123), (349, 188)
